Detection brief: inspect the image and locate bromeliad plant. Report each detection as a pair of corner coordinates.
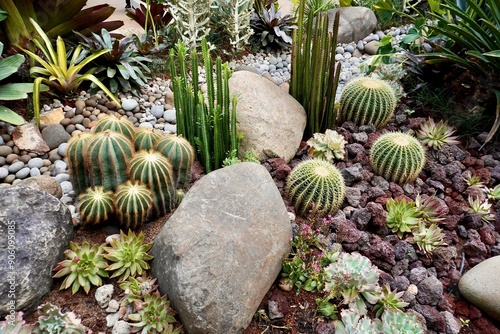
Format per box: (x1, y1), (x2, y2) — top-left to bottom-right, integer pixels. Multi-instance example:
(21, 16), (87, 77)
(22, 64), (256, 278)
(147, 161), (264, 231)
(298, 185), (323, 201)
(290, 0), (341, 138)
(21, 18), (121, 127)
(52, 241), (109, 294)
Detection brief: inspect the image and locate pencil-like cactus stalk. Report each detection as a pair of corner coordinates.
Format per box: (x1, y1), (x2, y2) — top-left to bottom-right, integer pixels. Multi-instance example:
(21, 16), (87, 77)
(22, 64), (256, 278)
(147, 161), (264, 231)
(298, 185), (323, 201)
(85, 130), (135, 191)
(94, 114), (136, 140)
(114, 181), (153, 230)
(78, 186), (114, 225)
(129, 150), (176, 218)
(155, 135), (195, 190)
(133, 128), (164, 151)
(66, 132), (94, 195)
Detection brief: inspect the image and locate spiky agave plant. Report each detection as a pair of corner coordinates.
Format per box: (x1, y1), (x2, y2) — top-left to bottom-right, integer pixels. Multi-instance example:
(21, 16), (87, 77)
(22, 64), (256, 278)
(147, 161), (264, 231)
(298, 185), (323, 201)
(129, 150), (176, 218)
(115, 181), (154, 230)
(52, 241), (109, 294)
(370, 132), (426, 184)
(285, 159), (346, 217)
(104, 230), (154, 281)
(417, 118), (460, 150)
(66, 132), (94, 195)
(77, 186), (115, 225)
(93, 114), (136, 140)
(128, 292), (178, 334)
(385, 198), (421, 238)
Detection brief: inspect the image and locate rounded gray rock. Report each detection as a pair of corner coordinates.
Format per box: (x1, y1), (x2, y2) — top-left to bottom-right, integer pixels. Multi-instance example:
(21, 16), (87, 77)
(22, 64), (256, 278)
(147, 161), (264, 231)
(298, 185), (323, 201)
(58, 142), (69, 157)
(0, 167), (8, 179)
(54, 160), (67, 173)
(8, 161), (25, 173)
(54, 173), (70, 183)
(30, 168), (41, 177)
(138, 122), (153, 129)
(15, 167), (31, 179)
(41, 124), (71, 150)
(60, 181), (73, 194)
(150, 105), (165, 118)
(163, 109), (176, 123)
(0, 145), (13, 157)
(122, 98), (139, 111)
(28, 157), (44, 169)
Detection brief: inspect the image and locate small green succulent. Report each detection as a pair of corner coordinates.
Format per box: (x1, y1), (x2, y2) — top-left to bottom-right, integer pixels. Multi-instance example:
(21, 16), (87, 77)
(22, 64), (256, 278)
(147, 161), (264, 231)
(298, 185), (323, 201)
(0, 312), (33, 334)
(409, 222), (447, 255)
(486, 184), (500, 201)
(128, 292), (178, 334)
(324, 252), (381, 315)
(334, 308), (381, 334)
(417, 118), (460, 150)
(463, 171), (484, 188)
(467, 196), (494, 222)
(380, 310), (424, 334)
(373, 285), (409, 318)
(53, 241), (109, 294)
(415, 194), (447, 224)
(104, 230), (154, 281)
(119, 275), (158, 307)
(386, 198), (421, 238)
(307, 129), (347, 161)
(33, 303), (85, 334)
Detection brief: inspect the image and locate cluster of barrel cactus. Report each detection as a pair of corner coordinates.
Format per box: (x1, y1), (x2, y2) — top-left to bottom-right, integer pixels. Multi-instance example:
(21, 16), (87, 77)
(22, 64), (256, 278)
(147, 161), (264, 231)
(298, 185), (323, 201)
(67, 114), (195, 229)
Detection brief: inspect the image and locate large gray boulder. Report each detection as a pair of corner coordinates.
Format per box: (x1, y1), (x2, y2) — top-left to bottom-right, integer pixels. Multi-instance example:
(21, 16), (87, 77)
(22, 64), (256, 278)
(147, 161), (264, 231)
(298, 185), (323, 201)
(0, 186), (73, 316)
(229, 70), (306, 163)
(151, 162), (292, 334)
(327, 7), (377, 44)
(458, 256), (500, 320)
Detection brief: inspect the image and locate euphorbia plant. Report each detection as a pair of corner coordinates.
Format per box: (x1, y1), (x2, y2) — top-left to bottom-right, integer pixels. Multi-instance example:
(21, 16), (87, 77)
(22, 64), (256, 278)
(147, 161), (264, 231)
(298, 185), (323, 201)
(21, 18), (120, 127)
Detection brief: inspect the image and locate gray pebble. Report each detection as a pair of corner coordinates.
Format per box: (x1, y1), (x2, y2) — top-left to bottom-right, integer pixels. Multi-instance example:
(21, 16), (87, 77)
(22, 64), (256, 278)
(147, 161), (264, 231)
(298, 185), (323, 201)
(60, 195), (74, 205)
(58, 143), (69, 157)
(28, 157), (44, 169)
(0, 146), (13, 157)
(55, 173), (70, 183)
(163, 110), (176, 123)
(122, 98), (139, 111)
(8, 161), (25, 173)
(164, 123), (177, 133)
(60, 181), (73, 194)
(4, 174), (15, 183)
(54, 160), (67, 172)
(0, 167), (8, 179)
(138, 122), (153, 129)
(335, 46), (345, 54)
(0, 157), (5, 166)
(345, 45), (355, 53)
(15, 167), (30, 179)
(150, 105), (165, 118)
(30, 168), (41, 177)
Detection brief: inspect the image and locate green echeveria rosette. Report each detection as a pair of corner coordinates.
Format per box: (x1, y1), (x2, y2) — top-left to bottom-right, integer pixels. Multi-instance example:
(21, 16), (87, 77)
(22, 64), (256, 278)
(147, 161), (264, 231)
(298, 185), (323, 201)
(128, 291), (177, 333)
(133, 128), (164, 151)
(85, 130), (135, 192)
(77, 186), (115, 226)
(338, 77), (397, 128)
(93, 114), (136, 140)
(129, 150), (176, 218)
(66, 132), (94, 195)
(285, 159), (346, 217)
(115, 181), (154, 230)
(370, 132), (426, 184)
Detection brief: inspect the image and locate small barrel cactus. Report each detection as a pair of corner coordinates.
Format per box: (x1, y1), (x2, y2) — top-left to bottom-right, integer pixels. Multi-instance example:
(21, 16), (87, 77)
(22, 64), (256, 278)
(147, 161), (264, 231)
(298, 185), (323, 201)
(285, 159), (345, 217)
(338, 77), (397, 128)
(85, 130), (135, 191)
(93, 114), (136, 140)
(129, 150), (176, 218)
(133, 128), (164, 151)
(66, 132), (94, 195)
(155, 135), (195, 190)
(78, 186), (115, 225)
(370, 132), (426, 184)
(115, 181), (154, 229)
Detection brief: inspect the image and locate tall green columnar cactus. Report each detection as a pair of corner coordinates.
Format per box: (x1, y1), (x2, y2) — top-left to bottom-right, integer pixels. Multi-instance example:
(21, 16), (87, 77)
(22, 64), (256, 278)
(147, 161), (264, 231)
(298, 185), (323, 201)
(338, 77), (397, 128)
(66, 132), (94, 195)
(169, 0), (212, 50)
(285, 159), (346, 217)
(290, 0), (341, 139)
(94, 114), (136, 140)
(129, 150), (176, 218)
(85, 130), (135, 191)
(78, 186), (114, 225)
(133, 128), (164, 151)
(170, 38), (240, 173)
(370, 132), (426, 184)
(115, 181), (153, 230)
(155, 135), (195, 190)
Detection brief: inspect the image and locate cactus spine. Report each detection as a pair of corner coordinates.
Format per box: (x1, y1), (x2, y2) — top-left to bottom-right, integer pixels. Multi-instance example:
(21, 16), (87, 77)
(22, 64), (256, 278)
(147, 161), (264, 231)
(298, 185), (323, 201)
(85, 130), (135, 191)
(66, 132), (93, 195)
(155, 135), (195, 189)
(94, 114), (136, 140)
(286, 159), (346, 217)
(115, 181), (153, 229)
(129, 150), (176, 218)
(133, 128), (164, 151)
(78, 186), (114, 225)
(338, 77), (397, 128)
(370, 132), (426, 184)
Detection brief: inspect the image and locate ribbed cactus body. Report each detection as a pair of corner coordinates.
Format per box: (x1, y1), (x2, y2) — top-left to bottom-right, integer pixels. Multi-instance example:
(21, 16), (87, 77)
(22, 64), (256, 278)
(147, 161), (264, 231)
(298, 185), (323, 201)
(286, 159), (346, 217)
(338, 77), (397, 128)
(78, 186), (114, 225)
(94, 114), (136, 140)
(155, 135), (195, 189)
(85, 130), (135, 191)
(370, 132), (426, 184)
(66, 132), (94, 195)
(133, 128), (164, 151)
(129, 150), (176, 218)
(115, 181), (153, 229)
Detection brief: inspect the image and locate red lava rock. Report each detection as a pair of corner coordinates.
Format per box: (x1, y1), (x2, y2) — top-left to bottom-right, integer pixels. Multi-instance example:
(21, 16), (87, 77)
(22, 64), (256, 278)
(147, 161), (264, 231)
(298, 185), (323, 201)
(365, 132), (381, 148)
(337, 219), (361, 243)
(268, 292), (289, 320)
(389, 182), (405, 198)
(479, 226), (496, 246)
(472, 317), (500, 334)
(455, 299), (471, 318)
(448, 269), (461, 286)
(368, 236), (396, 270)
(267, 157), (286, 170)
(365, 202), (386, 227)
(441, 215), (460, 230)
(462, 156), (479, 167)
(444, 196), (466, 215)
(315, 322), (334, 334)
(438, 293), (456, 314)
(475, 167), (492, 185)
(407, 117), (426, 130)
(469, 305), (483, 320)
(275, 164), (291, 181)
(413, 304), (446, 332)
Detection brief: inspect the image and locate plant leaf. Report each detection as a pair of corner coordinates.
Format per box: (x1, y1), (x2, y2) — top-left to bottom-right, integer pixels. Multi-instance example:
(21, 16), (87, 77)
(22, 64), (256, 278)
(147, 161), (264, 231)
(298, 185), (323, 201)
(0, 105), (24, 125)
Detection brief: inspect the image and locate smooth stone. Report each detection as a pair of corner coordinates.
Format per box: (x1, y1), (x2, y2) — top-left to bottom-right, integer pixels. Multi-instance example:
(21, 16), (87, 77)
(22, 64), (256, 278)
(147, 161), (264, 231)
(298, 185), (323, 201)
(122, 98), (139, 111)
(0, 167), (8, 179)
(16, 175), (63, 198)
(60, 181), (73, 194)
(163, 123), (177, 133)
(58, 143), (69, 157)
(0, 145), (13, 157)
(138, 122), (153, 129)
(8, 161), (25, 173)
(54, 173), (70, 183)
(54, 160), (67, 173)
(163, 109), (176, 123)
(41, 124), (71, 150)
(150, 105), (165, 118)
(27, 157), (44, 169)
(30, 168), (41, 177)
(15, 167), (30, 179)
